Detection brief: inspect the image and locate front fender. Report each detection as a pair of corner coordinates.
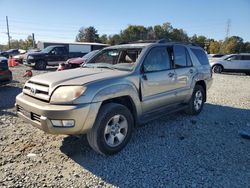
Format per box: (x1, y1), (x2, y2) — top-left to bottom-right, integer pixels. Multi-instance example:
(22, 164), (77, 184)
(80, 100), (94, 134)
(92, 84), (143, 117)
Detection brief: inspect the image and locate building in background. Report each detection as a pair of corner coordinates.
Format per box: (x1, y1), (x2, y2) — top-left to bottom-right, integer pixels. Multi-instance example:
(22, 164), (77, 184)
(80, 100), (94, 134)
(37, 41), (108, 54)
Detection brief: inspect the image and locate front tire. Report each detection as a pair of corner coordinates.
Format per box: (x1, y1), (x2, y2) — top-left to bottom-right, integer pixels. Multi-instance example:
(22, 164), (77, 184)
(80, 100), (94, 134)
(87, 103), (134, 155)
(34, 60), (47, 70)
(212, 65), (223, 73)
(185, 85), (205, 115)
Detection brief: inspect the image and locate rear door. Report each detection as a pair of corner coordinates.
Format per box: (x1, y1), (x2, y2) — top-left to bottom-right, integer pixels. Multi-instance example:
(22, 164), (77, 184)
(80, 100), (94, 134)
(241, 55), (250, 70)
(140, 46), (178, 113)
(173, 45), (195, 101)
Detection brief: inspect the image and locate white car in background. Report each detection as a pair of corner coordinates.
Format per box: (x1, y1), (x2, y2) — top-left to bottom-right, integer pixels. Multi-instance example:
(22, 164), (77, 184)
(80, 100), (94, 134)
(209, 53), (250, 75)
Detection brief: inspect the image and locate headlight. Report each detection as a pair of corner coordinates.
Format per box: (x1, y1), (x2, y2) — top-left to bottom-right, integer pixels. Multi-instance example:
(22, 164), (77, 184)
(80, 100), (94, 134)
(50, 86), (86, 103)
(28, 56), (34, 59)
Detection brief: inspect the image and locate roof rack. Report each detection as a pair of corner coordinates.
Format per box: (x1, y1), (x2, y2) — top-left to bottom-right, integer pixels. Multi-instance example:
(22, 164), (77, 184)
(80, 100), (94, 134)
(120, 39), (201, 47)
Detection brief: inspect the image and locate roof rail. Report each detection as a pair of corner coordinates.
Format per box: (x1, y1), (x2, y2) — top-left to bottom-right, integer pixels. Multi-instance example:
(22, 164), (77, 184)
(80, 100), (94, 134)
(120, 39), (201, 47)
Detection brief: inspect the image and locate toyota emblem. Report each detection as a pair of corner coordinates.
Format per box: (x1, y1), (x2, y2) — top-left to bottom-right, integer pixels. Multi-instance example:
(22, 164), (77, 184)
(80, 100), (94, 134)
(30, 87), (37, 94)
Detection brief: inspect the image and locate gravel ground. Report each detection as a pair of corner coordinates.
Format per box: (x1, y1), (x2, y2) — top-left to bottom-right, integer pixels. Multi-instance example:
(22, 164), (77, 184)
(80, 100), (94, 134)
(0, 65), (250, 188)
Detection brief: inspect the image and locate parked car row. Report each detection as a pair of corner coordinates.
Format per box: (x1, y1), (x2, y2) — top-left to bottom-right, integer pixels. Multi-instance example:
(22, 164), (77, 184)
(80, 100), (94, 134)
(209, 53), (250, 75)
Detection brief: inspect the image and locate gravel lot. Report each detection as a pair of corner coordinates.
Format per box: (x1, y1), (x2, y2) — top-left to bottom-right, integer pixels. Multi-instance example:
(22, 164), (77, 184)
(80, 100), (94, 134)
(1, 65), (250, 187)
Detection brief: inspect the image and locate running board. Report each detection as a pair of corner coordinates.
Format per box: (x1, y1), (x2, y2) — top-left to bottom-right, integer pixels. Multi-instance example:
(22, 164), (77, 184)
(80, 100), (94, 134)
(138, 104), (188, 125)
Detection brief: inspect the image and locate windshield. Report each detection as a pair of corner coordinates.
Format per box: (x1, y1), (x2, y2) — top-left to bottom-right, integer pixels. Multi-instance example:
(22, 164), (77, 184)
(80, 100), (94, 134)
(82, 50), (99, 60)
(41, 46), (55, 53)
(84, 48), (142, 71)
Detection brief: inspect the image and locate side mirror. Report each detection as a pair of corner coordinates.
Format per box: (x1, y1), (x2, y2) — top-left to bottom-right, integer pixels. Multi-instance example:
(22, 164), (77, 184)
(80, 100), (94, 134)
(227, 58), (232, 61)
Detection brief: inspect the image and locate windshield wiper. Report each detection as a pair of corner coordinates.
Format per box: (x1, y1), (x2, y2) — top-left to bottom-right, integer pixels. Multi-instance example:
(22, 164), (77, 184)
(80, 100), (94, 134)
(94, 65), (115, 70)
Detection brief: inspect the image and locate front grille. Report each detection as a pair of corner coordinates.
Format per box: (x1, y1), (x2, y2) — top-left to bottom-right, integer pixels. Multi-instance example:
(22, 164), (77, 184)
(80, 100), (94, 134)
(23, 81), (50, 101)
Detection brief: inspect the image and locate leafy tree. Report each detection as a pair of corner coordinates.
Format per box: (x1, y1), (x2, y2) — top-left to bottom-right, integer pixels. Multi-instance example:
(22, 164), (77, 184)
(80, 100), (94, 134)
(190, 35), (207, 48)
(108, 34), (122, 45)
(209, 41), (221, 54)
(170, 28), (189, 42)
(99, 34), (108, 44)
(221, 36), (244, 54)
(120, 25), (148, 42)
(75, 26), (100, 42)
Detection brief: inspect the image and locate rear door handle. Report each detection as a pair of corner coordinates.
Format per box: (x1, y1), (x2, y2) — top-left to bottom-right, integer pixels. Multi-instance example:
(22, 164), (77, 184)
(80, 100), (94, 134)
(168, 72), (175, 77)
(189, 69), (194, 74)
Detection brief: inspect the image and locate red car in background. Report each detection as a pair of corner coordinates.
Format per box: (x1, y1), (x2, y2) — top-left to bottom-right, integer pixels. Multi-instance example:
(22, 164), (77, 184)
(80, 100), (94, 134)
(0, 57), (12, 85)
(66, 50), (99, 68)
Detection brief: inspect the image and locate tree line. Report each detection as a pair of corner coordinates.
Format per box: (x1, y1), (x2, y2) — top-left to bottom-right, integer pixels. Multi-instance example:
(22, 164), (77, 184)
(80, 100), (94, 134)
(1, 21), (249, 54)
(0, 35), (35, 51)
(76, 22), (250, 54)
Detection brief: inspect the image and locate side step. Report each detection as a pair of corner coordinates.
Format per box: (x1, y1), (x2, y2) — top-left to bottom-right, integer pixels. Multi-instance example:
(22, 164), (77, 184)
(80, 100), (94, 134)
(138, 104), (188, 125)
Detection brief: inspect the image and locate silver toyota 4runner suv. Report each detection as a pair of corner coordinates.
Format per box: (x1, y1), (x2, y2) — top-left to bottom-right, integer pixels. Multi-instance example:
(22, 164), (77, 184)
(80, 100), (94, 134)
(16, 40), (212, 155)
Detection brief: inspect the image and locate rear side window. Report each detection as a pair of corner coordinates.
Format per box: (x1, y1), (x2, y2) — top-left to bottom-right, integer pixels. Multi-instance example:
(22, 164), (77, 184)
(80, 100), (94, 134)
(242, 55), (250, 60)
(191, 48), (209, 65)
(173, 45), (193, 68)
(0, 59), (8, 70)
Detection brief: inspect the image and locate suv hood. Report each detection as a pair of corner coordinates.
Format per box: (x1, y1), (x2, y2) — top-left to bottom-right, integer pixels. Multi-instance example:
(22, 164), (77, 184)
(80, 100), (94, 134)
(29, 68), (128, 89)
(26, 52), (46, 58)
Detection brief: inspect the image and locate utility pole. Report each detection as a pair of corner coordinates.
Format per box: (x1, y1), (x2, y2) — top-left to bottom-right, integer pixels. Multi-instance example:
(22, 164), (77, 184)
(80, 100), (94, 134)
(32, 33), (35, 48)
(6, 16), (10, 49)
(225, 19), (231, 39)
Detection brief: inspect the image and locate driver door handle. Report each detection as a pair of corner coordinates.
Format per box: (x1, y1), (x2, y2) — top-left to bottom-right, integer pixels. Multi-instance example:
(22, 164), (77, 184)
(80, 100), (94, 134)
(168, 72), (175, 77)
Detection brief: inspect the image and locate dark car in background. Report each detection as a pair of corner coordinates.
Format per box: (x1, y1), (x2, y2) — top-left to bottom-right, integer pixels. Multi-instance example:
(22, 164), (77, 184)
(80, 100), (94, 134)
(23, 45), (85, 70)
(66, 50), (99, 68)
(0, 49), (20, 58)
(0, 57), (12, 85)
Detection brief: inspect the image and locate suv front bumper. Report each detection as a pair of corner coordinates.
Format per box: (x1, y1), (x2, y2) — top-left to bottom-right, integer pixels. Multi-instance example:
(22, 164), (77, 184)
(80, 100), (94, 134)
(16, 93), (101, 135)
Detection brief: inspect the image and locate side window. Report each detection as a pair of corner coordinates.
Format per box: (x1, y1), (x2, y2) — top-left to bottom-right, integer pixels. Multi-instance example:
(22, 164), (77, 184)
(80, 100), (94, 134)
(227, 55), (241, 60)
(242, 55), (250, 60)
(191, 48), (209, 65)
(143, 47), (171, 72)
(57, 47), (65, 55)
(173, 45), (189, 68)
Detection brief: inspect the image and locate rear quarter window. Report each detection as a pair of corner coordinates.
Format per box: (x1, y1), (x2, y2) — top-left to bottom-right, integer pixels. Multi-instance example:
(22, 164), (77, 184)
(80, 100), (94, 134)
(191, 48), (209, 65)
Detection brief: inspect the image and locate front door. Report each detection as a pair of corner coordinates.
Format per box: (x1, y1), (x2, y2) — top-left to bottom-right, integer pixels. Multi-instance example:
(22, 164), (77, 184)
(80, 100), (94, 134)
(140, 46), (178, 113)
(47, 47), (67, 65)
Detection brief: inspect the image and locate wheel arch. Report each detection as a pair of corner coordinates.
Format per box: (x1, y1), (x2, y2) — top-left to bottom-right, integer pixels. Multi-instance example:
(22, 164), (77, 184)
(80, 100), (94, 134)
(195, 80), (206, 102)
(100, 95), (139, 127)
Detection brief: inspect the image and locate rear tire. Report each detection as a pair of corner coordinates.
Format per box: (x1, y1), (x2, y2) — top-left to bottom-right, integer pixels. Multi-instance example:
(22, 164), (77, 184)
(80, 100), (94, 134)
(212, 65), (223, 73)
(34, 60), (47, 70)
(185, 85), (205, 115)
(87, 103), (134, 155)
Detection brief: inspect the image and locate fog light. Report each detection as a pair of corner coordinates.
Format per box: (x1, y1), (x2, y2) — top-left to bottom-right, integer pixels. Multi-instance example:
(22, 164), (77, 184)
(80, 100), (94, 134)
(62, 120), (75, 127)
(51, 120), (75, 127)
(51, 120), (63, 127)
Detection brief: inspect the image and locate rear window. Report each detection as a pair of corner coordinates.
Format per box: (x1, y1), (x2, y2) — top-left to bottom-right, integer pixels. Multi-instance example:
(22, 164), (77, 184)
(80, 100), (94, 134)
(0, 59), (8, 70)
(191, 48), (209, 65)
